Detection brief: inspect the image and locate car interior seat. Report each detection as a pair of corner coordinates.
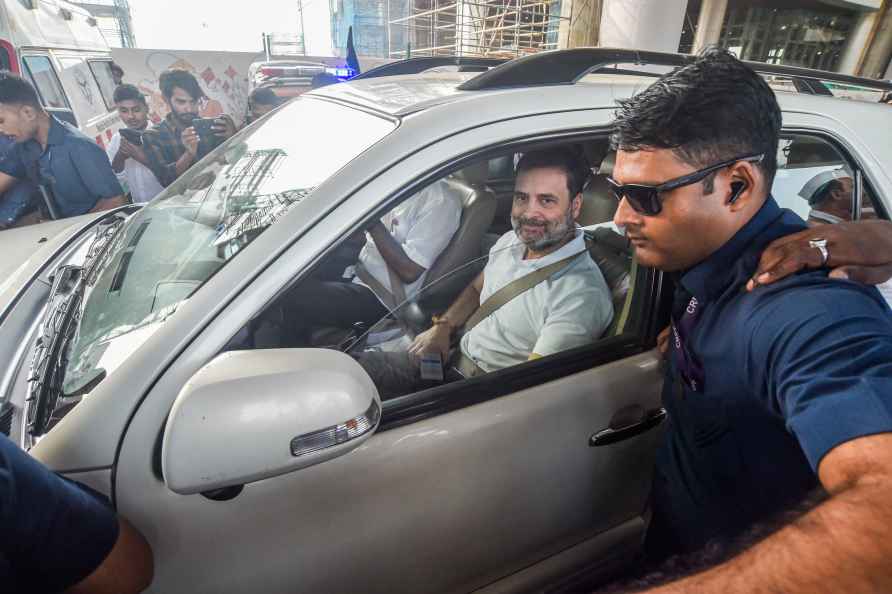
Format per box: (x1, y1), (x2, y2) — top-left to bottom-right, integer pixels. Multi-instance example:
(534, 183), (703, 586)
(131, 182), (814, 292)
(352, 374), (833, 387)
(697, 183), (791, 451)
(578, 150), (617, 227)
(416, 162), (497, 312)
(308, 163), (496, 347)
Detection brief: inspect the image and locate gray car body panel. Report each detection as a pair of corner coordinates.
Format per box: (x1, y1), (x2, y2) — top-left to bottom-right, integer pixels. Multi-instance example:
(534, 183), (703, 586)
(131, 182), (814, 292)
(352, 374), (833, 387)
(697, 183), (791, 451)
(1, 68), (889, 593)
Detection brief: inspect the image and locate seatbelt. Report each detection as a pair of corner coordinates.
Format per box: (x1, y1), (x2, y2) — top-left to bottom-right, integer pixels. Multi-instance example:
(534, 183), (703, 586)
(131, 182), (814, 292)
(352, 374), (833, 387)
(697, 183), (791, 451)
(354, 262), (409, 320)
(462, 248), (586, 335)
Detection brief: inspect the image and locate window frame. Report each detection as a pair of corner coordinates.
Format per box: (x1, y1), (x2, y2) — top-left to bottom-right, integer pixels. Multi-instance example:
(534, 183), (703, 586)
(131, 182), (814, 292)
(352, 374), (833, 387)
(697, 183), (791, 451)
(270, 127), (665, 430)
(87, 59), (118, 111)
(774, 127), (888, 223)
(21, 54), (71, 111)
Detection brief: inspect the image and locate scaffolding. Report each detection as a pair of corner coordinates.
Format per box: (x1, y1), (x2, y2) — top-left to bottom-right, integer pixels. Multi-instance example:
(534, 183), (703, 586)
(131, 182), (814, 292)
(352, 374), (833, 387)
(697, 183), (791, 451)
(70, 0), (136, 48)
(387, 0), (566, 59)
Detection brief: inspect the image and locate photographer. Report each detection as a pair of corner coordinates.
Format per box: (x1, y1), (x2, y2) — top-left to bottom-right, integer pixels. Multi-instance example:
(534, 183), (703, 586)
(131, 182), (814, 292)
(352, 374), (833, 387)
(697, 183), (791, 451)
(107, 84), (163, 203)
(142, 69), (236, 187)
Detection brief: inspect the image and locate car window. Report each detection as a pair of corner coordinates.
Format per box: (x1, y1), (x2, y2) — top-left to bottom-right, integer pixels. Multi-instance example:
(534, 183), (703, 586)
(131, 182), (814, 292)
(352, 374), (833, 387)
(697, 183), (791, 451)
(87, 60), (118, 110)
(60, 97), (396, 396)
(246, 143), (636, 404)
(772, 133), (880, 223)
(22, 55), (70, 110)
(57, 57), (108, 121)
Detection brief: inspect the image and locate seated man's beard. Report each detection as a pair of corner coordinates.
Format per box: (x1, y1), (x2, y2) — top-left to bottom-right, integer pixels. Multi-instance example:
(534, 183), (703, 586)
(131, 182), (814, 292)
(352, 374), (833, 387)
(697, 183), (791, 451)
(511, 209), (575, 251)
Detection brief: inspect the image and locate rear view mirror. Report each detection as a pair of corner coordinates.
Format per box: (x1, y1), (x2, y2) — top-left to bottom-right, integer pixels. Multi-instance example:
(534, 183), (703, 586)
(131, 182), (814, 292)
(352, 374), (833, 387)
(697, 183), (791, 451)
(162, 349), (380, 495)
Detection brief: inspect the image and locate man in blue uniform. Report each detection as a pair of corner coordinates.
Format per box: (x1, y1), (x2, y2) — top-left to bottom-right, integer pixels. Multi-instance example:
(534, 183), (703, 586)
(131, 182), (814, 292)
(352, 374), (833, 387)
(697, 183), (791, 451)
(0, 71), (126, 220)
(610, 48), (892, 592)
(0, 434), (153, 593)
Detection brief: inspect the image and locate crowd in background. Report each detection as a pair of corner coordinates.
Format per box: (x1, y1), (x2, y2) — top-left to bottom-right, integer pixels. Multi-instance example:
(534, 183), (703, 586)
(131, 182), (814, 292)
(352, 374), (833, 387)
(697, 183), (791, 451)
(0, 65), (283, 231)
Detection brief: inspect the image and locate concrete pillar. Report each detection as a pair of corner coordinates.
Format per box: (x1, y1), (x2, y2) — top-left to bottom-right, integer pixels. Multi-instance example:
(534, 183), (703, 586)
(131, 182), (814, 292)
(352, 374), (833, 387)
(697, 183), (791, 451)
(692, 0), (728, 54)
(560, 0), (602, 48)
(838, 10), (879, 74)
(598, 0), (688, 53)
(860, 1), (892, 78)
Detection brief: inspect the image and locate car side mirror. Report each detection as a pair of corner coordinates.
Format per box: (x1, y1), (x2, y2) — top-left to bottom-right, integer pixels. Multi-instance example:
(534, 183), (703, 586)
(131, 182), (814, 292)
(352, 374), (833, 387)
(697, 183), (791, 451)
(162, 348), (381, 495)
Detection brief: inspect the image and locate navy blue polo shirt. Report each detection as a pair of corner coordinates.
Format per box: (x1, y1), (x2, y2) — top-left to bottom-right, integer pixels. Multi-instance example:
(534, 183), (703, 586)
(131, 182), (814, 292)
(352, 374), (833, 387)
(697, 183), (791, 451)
(647, 196), (892, 559)
(0, 434), (119, 593)
(0, 116), (122, 218)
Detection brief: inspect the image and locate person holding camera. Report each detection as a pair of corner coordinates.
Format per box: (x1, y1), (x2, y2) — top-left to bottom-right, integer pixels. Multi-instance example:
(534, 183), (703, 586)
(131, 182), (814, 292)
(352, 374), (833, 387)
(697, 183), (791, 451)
(142, 69), (236, 187)
(107, 84), (163, 204)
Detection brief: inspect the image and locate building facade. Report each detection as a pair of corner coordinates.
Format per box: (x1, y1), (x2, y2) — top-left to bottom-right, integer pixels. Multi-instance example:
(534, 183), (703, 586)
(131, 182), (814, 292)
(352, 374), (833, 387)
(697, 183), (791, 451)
(70, 0), (136, 48)
(594, 0), (890, 77)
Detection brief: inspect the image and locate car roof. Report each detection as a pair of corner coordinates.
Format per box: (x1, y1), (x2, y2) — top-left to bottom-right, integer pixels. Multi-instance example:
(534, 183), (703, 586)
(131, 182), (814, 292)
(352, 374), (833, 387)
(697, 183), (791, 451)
(309, 67), (892, 128)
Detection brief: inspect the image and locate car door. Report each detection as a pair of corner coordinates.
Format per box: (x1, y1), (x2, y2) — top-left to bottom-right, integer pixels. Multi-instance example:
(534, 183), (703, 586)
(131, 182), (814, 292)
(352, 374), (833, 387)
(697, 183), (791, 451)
(113, 108), (666, 594)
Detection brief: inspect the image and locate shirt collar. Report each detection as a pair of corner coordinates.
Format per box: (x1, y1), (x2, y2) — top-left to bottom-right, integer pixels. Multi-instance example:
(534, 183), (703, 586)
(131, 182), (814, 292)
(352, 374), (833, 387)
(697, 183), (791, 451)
(46, 116), (67, 147)
(680, 196), (783, 302)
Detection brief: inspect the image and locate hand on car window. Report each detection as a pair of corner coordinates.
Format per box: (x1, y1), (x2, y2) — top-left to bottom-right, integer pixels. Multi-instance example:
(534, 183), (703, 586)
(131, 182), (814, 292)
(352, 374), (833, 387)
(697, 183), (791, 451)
(747, 220), (892, 290)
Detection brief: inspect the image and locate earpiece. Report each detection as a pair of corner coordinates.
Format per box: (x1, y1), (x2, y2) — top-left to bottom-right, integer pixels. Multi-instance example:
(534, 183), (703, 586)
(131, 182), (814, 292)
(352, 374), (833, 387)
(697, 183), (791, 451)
(728, 181), (747, 204)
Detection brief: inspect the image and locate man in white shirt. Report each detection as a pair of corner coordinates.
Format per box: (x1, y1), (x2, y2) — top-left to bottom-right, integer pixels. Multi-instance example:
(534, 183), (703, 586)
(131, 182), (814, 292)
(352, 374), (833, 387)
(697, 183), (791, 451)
(107, 85), (163, 204)
(284, 179), (462, 342)
(358, 148), (614, 398)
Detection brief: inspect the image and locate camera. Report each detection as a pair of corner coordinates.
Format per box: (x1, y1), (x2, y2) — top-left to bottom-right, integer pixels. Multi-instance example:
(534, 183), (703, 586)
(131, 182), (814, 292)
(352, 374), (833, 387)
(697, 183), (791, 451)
(191, 117), (219, 140)
(119, 127), (142, 146)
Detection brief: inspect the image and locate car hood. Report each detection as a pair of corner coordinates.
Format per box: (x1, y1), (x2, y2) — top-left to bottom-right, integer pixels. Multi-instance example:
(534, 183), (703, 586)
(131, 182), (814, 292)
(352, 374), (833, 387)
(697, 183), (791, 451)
(0, 214), (105, 318)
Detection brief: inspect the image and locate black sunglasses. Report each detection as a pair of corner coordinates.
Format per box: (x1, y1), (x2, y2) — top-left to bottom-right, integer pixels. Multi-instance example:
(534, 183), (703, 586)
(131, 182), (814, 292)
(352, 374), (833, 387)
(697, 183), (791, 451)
(607, 153), (765, 216)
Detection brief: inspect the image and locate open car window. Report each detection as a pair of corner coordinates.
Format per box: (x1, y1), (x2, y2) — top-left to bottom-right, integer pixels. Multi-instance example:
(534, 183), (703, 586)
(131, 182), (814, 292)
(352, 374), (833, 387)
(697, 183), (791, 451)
(251, 141), (637, 405)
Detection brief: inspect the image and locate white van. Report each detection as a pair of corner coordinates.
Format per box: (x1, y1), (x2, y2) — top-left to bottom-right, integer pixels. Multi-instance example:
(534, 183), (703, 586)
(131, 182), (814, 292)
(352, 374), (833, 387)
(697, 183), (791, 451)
(0, 0), (121, 147)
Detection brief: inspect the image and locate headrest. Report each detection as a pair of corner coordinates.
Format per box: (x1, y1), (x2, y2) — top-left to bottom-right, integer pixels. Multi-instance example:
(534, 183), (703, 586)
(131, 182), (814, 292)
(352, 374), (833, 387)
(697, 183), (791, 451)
(453, 161), (489, 186)
(598, 151), (616, 176)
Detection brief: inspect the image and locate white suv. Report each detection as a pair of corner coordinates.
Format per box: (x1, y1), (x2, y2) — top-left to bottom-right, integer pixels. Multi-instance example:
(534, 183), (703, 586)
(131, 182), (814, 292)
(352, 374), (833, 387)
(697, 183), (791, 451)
(1, 49), (891, 594)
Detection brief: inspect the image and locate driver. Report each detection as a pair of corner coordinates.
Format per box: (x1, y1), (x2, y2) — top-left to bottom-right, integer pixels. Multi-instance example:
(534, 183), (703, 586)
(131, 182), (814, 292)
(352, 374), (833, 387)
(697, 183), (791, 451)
(283, 178), (462, 344)
(357, 148), (614, 398)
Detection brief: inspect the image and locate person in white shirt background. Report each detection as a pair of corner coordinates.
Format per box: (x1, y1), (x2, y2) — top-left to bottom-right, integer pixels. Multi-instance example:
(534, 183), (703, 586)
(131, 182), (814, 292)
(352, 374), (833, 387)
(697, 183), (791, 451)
(107, 85), (164, 204)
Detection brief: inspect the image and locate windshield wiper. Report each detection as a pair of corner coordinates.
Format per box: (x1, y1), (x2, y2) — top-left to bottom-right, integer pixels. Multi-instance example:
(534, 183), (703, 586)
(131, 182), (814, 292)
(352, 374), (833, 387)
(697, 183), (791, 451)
(25, 216), (125, 437)
(26, 264), (85, 436)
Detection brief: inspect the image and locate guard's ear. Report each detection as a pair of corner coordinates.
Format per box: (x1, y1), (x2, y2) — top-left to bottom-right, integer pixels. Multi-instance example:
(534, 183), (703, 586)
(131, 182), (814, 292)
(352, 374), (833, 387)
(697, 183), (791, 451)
(726, 160), (761, 212)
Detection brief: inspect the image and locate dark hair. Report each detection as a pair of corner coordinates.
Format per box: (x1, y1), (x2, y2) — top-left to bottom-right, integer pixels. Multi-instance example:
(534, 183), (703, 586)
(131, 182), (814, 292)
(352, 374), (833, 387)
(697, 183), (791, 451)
(611, 47), (781, 190)
(159, 69), (205, 101)
(0, 70), (42, 109)
(516, 147), (590, 197)
(110, 62), (124, 76)
(113, 83), (146, 105)
(249, 87), (282, 108)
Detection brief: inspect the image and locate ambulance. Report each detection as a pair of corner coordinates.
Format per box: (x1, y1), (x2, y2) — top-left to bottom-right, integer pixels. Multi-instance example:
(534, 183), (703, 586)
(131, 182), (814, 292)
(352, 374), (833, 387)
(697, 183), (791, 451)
(0, 0), (121, 148)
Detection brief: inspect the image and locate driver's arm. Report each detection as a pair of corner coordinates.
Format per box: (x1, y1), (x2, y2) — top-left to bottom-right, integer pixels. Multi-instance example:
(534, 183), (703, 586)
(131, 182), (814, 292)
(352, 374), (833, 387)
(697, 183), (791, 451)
(367, 220), (425, 284)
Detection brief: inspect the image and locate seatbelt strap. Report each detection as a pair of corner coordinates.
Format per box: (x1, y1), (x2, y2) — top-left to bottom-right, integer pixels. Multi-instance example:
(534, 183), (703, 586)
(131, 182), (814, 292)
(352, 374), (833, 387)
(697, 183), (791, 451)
(354, 262), (409, 315)
(455, 351), (486, 378)
(462, 249), (586, 335)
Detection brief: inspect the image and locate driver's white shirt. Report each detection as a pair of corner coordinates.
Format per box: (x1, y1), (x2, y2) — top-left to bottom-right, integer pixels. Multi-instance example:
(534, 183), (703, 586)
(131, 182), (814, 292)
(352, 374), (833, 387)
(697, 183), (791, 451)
(353, 180), (462, 305)
(460, 228), (614, 372)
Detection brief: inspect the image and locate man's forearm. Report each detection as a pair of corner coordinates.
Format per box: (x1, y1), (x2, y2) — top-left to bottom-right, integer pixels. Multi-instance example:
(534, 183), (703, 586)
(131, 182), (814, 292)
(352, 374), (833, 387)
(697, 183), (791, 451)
(174, 152), (195, 179)
(646, 481), (892, 594)
(368, 225), (425, 284)
(440, 278), (482, 330)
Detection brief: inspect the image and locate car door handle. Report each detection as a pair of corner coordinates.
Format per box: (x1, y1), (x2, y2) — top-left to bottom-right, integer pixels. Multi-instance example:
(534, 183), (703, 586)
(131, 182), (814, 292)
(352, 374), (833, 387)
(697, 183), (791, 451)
(589, 407), (667, 447)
